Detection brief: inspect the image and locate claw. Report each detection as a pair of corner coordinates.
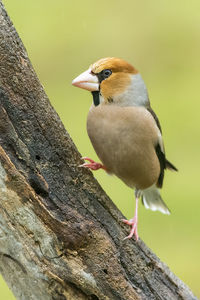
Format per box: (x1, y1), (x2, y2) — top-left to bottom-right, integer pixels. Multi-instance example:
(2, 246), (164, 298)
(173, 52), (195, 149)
(81, 157), (95, 163)
(122, 196), (139, 241)
(122, 217), (138, 241)
(79, 157), (106, 171)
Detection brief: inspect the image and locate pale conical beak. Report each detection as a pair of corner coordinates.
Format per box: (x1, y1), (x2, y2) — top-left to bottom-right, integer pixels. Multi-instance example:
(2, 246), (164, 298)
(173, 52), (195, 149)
(72, 69), (99, 92)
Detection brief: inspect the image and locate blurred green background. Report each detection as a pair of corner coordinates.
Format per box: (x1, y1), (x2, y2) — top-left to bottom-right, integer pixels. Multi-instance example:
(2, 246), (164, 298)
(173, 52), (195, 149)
(1, 0), (200, 299)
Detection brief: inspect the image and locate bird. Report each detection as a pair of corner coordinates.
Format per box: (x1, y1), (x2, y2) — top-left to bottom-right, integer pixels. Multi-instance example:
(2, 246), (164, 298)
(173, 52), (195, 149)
(72, 57), (177, 240)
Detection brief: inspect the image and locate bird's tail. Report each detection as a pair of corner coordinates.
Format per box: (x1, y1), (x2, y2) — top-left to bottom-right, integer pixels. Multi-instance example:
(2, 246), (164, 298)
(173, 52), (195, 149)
(141, 185), (170, 215)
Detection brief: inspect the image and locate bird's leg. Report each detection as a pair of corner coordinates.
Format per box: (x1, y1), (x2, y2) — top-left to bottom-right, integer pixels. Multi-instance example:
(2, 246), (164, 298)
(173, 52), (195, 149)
(122, 192), (139, 241)
(79, 157), (107, 171)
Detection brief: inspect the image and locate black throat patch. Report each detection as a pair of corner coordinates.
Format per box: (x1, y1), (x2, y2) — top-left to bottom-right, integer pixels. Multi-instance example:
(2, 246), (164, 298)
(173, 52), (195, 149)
(92, 91), (100, 106)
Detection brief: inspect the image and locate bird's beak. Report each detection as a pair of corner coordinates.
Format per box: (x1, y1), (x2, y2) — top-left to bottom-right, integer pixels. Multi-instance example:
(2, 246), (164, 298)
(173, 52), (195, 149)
(72, 69), (99, 92)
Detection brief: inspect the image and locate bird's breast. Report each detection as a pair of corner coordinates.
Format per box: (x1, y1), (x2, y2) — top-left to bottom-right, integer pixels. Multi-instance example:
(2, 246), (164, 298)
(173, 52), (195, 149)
(87, 104), (160, 190)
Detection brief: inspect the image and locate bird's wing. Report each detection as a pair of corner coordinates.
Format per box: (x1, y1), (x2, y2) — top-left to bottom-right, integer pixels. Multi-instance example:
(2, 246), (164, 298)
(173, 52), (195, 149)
(147, 107), (162, 134)
(155, 143), (166, 188)
(147, 107), (177, 188)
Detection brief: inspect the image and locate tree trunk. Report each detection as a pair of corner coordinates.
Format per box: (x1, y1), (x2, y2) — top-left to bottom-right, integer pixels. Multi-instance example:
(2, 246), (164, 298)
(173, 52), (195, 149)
(0, 2), (197, 300)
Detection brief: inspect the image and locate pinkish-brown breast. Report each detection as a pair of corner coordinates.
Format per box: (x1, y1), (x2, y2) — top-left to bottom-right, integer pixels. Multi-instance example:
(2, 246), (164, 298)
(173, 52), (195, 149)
(87, 104), (160, 190)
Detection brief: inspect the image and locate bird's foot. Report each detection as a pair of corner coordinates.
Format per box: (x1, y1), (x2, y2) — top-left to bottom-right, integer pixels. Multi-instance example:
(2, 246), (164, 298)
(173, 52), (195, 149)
(79, 157), (106, 171)
(122, 217), (139, 241)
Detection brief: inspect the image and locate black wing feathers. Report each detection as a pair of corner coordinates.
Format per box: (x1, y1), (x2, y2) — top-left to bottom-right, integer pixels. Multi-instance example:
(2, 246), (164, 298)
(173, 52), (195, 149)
(147, 107), (162, 133)
(147, 106), (178, 188)
(165, 159), (178, 171)
(155, 144), (166, 188)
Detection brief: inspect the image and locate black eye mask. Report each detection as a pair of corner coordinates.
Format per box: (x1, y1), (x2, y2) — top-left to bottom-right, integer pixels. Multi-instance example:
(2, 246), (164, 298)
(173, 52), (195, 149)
(97, 69), (112, 83)
(91, 69), (112, 106)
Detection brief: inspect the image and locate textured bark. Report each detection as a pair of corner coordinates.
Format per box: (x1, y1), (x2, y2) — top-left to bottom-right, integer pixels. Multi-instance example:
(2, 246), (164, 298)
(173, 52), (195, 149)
(0, 1), (197, 300)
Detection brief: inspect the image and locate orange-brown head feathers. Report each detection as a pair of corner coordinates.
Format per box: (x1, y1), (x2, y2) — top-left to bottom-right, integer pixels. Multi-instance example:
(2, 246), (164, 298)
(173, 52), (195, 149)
(90, 57), (138, 103)
(91, 57), (138, 75)
(72, 57), (149, 107)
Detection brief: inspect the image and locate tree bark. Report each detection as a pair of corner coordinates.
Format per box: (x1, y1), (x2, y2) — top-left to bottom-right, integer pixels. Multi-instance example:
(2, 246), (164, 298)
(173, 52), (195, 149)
(0, 2), (197, 300)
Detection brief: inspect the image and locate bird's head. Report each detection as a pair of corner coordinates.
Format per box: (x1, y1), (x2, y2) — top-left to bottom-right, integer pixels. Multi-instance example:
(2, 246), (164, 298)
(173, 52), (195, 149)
(72, 57), (149, 107)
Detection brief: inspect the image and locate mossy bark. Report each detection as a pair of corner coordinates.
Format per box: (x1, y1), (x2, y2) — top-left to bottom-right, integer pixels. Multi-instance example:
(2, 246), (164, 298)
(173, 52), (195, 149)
(0, 1), (197, 300)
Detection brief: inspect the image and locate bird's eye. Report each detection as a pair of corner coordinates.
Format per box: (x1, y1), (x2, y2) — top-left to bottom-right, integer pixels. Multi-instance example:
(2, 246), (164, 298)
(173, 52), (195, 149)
(97, 69), (112, 83)
(102, 69), (112, 79)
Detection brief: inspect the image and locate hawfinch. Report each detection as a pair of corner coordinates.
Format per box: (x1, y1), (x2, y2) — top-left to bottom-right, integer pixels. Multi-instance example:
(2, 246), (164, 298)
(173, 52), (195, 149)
(72, 57), (177, 240)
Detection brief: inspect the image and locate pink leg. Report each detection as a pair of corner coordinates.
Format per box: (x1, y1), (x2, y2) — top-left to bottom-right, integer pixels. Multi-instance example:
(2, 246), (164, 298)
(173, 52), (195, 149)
(79, 157), (107, 171)
(122, 195), (139, 241)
